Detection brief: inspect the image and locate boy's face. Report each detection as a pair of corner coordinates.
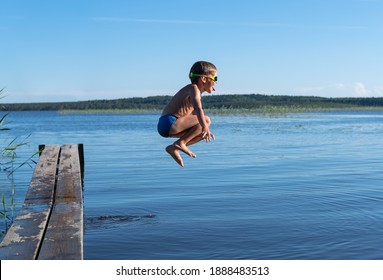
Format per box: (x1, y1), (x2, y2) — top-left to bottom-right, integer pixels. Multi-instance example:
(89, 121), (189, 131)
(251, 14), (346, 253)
(203, 70), (217, 94)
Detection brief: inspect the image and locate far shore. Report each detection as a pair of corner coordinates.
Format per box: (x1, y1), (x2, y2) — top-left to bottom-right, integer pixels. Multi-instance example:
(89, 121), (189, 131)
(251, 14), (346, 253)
(57, 106), (383, 115)
(4, 94), (383, 114)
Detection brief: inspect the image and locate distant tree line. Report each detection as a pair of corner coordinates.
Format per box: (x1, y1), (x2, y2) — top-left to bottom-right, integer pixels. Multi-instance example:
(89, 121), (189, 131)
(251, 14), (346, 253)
(2, 94), (383, 111)
(202, 94), (383, 110)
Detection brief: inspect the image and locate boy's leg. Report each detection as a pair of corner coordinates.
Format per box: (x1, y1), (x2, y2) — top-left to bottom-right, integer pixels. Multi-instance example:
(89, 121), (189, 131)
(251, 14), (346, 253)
(173, 125), (201, 157)
(168, 115), (210, 156)
(165, 145), (184, 167)
(169, 115), (200, 136)
(164, 125), (199, 166)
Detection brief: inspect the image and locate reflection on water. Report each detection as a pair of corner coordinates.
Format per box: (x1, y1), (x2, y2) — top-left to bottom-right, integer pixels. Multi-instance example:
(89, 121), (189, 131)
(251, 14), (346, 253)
(2, 111), (383, 259)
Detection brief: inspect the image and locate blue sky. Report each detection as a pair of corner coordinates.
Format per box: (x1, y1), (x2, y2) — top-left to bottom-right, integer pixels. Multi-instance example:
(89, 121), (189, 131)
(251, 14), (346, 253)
(1, 0), (383, 103)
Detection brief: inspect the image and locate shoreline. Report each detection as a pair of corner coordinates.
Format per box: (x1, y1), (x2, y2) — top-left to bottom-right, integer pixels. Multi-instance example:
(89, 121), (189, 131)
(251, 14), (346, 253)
(4, 94), (383, 113)
(57, 106), (383, 115)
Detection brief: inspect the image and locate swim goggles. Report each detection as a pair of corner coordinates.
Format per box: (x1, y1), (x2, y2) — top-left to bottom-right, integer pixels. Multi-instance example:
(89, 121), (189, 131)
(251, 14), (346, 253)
(190, 73), (218, 82)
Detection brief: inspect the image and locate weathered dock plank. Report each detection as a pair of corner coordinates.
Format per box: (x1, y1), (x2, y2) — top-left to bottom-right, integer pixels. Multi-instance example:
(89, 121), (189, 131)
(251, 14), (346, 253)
(38, 144), (83, 260)
(0, 145), (60, 260)
(0, 144), (84, 260)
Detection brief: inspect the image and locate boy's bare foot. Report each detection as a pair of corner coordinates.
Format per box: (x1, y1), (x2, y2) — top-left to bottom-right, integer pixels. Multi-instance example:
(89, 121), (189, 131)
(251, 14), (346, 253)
(166, 145), (184, 167)
(174, 141), (196, 158)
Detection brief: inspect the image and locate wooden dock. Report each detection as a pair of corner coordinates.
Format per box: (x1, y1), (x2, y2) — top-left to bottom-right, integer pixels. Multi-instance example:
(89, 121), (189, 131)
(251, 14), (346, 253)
(0, 144), (84, 260)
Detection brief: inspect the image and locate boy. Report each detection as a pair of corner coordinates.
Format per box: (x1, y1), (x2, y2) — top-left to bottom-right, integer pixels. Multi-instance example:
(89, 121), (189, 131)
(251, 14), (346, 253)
(157, 61), (217, 167)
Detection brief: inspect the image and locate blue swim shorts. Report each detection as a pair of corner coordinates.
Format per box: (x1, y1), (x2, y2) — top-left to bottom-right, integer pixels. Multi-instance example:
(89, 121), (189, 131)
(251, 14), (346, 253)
(157, 114), (178, 137)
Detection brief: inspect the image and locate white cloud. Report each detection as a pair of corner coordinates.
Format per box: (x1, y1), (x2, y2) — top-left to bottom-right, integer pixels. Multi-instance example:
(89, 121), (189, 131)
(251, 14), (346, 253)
(354, 82), (369, 96)
(295, 84), (346, 95)
(90, 17), (363, 31)
(91, 17), (216, 25)
(295, 82), (383, 97)
(336, 83), (346, 90)
(91, 17), (314, 30)
(296, 86), (326, 94)
(372, 86), (383, 96)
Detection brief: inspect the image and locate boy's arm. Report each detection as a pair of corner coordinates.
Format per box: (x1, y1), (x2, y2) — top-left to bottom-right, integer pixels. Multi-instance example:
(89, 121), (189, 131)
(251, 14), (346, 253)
(189, 85), (214, 142)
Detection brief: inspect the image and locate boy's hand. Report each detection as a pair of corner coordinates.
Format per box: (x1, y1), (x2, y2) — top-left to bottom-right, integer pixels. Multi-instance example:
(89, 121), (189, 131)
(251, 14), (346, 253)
(202, 129), (215, 142)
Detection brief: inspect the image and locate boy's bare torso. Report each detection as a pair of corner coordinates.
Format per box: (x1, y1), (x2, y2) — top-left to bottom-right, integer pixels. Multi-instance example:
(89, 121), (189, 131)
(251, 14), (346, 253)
(161, 84), (199, 117)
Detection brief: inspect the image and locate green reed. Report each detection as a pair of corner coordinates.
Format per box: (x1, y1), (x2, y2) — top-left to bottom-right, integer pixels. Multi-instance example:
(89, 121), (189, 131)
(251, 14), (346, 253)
(1, 89), (37, 237)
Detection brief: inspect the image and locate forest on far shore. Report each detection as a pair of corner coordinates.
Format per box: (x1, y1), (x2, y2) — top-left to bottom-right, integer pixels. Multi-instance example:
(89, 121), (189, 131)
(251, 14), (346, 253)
(2, 94), (383, 112)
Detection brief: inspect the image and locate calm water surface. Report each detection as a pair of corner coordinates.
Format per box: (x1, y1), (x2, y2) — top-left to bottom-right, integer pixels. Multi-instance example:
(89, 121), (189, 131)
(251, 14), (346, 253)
(1, 111), (383, 259)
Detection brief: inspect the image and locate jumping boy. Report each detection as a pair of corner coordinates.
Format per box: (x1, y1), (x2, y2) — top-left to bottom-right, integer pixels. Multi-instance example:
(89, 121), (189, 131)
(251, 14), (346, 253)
(157, 61), (217, 167)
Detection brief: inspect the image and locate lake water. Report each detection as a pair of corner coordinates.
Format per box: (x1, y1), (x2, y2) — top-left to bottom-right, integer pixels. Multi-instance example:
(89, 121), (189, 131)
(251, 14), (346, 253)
(1, 110), (383, 259)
